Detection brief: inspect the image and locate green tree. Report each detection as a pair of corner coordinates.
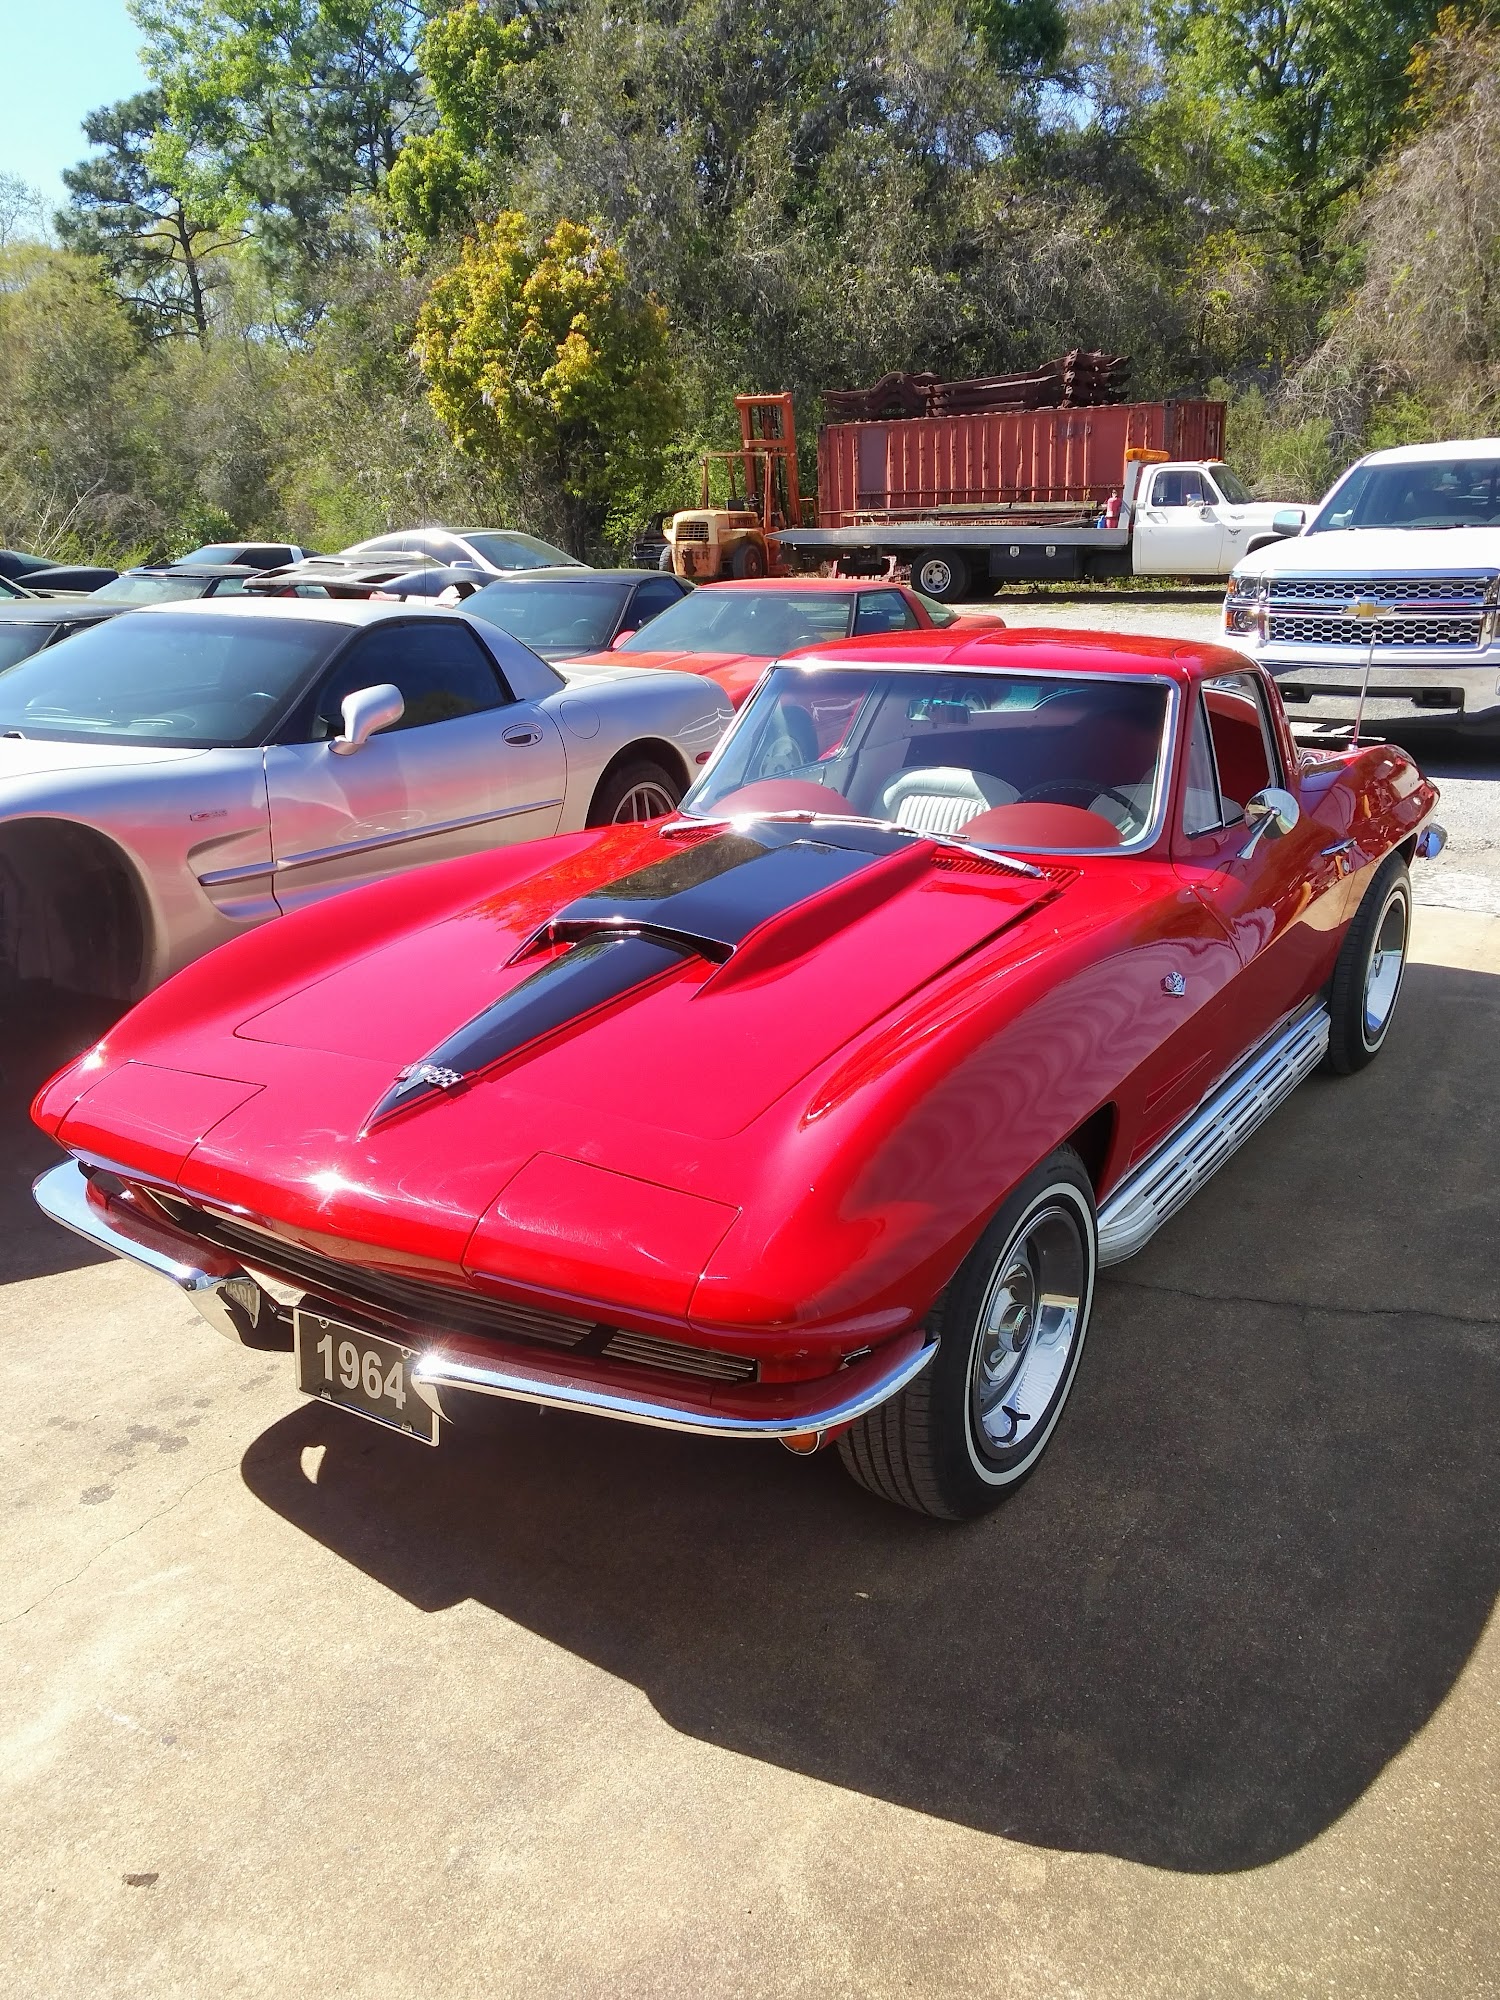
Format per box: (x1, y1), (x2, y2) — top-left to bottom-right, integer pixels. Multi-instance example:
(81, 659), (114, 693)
(130, 0), (431, 266)
(414, 213), (680, 549)
(1151, 0), (1450, 262)
(386, 0), (544, 241)
(972, 0), (1067, 72)
(59, 90), (242, 336)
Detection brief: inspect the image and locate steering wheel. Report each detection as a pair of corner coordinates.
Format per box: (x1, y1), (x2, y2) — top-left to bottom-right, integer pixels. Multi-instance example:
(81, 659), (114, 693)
(1017, 779), (1137, 814)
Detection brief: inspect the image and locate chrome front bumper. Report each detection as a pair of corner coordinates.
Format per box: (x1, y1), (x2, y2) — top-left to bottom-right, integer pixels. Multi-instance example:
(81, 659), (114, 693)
(32, 1161), (935, 1444)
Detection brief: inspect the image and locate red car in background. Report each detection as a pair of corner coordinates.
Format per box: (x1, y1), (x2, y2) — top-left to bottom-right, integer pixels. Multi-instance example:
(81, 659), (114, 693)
(34, 627), (1443, 1520)
(565, 576), (1001, 707)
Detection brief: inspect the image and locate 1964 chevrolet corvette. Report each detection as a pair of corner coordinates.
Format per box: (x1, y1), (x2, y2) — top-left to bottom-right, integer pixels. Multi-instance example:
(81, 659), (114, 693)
(32, 627), (1444, 1518)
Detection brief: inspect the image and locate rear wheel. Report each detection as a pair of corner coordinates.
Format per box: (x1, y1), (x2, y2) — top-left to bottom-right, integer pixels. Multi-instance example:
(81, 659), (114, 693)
(586, 756), (684, 826)
(914, 549), (970, 602)
(1325, 854), (1411, 1073)
(838, 1148), (1097, 1519)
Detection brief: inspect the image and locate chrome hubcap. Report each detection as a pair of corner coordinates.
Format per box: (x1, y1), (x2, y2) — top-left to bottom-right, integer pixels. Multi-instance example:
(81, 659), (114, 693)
(921, 561), (952, 595)
(612, 779), (678, 822)
(1363, 890), (1408, 1045)
(969, 1202), (1086, 1456)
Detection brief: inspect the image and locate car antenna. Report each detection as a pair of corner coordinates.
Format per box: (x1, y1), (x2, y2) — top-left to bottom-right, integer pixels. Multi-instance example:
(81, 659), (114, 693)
(1347, 595), (1381, 746)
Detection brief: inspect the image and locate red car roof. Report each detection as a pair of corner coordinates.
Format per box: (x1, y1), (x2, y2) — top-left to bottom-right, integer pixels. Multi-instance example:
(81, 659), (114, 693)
(782, 623), (1257, 684)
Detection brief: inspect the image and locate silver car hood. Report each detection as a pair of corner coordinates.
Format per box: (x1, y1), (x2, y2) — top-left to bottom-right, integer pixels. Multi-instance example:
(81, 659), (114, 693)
(0, 739), (211, 784)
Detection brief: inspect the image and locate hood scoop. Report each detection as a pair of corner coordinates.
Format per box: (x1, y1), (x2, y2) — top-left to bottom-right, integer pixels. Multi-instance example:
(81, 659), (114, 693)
(364, 822), (923, 1132)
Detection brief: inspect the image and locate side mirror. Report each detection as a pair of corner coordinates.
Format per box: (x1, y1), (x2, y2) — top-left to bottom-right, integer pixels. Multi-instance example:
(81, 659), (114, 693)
(1272, 508), (1305, 536)
(610, 629), (637, 650)
(331, 682), (404, 754)
(1199, 504), (1218, 520)
(1240, 785), (1300, 858)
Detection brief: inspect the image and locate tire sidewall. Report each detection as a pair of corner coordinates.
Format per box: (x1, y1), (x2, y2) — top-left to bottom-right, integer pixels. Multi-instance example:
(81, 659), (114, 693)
(1359, 870), (1411, 1055)
(934, 1155), (1097, 1507)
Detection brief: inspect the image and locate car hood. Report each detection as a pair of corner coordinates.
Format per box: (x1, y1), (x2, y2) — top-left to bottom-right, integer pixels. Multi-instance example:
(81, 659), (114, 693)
(0, 739), (209, 786)
(47, 822), (1065, 1317)
(1233, 524), (1500, 581)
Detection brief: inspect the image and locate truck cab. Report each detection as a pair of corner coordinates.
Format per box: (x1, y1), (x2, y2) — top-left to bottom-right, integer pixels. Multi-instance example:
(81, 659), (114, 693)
(1127, 460), (1304, 576)
(1223, 438), (1500, 738)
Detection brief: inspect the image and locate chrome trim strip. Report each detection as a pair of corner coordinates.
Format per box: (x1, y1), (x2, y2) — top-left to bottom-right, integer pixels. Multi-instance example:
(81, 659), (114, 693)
(197, 858), (278, 887)
(266, 797), (566, 877)
(1097, 1001), (1330, 1266)
(411, 1336), (939, 1440)
(33, 1161), (246, 1293)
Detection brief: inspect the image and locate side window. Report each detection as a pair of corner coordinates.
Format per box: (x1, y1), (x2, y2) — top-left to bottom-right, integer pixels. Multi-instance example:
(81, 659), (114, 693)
(422, 534), (470, 564)
(1153, 471), (1186, 507)
(1201, 673), (1277, 821)
(628, 578), (685, 626)
(308, 623), (508, 740)
(208, 575), (249, 596)
(1183, 696), (1223, 835)
(853, 589), (922, 635)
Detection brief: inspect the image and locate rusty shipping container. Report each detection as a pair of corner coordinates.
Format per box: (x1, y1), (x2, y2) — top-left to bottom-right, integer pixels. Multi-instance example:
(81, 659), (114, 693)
(816, 401), (1227, 526)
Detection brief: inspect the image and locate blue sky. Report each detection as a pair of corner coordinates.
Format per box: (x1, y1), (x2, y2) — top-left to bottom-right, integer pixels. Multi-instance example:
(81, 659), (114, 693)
(0, 0), (146, 217)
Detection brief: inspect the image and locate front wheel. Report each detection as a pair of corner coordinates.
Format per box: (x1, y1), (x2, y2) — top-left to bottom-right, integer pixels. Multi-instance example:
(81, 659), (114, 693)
(838, 1148), (1097, 1519)
(1325, 854), (1411, 1073)
(586, 756), (684, 826)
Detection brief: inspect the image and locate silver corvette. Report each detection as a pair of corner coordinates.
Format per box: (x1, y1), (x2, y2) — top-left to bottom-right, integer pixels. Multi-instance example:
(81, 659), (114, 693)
(0, 597), (730, 1008)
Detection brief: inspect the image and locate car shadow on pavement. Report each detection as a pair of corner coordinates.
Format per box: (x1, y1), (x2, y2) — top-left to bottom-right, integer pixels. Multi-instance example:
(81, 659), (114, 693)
(232, 955), (1495, 1874)
(0, 991), (116, 1283)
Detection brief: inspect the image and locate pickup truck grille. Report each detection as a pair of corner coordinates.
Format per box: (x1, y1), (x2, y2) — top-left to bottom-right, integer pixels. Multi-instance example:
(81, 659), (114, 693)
(1268, 575), (1493, 609)
(1268, 611), (1485, 648)
(155, 1198), (758, 1384)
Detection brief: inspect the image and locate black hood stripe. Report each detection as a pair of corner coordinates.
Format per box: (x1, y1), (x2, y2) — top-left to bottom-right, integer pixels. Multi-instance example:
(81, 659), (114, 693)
(363, 823), (914, 1133)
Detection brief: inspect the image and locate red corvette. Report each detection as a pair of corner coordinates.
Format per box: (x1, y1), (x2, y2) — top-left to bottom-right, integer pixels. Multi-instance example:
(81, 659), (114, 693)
(566, 576), (1001, 708)
(33, 628), (1443, 1519)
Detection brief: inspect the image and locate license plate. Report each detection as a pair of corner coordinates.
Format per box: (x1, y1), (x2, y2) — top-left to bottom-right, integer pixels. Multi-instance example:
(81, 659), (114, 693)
(293, 1308), (439, 1445)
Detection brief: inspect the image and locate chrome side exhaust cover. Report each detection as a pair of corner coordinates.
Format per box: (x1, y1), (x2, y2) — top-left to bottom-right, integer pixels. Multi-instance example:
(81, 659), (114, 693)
(1096, 1001), (1330, 1266)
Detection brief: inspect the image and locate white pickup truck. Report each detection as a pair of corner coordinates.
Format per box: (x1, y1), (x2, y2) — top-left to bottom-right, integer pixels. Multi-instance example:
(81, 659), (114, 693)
(773, 456), (1308, 596)
(1224, 437), (1500, 738)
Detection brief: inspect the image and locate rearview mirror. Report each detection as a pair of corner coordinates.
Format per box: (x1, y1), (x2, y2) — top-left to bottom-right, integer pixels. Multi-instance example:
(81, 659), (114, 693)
(1240, 785), (1300, 858)
(331, 682), (404, 754)
(1272, 508), (1305, 536)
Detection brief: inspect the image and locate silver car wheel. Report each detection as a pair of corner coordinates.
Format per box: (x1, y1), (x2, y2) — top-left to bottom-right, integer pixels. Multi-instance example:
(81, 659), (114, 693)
(1362, 883), (1409, 1048)
(611, 777), (679, 823)
(968, 1200), (1087, 1458)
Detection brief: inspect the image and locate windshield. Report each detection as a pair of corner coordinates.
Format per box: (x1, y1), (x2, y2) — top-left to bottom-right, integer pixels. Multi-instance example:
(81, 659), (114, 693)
(0, 612), (339, 746)
(619, 589), (855, 657)
(177, 544), (241, 564)
(92, 572), (215, 603)
(686, 665), (1171, 851)
(466, 577), (631, 649)
(1310, 457), (1500, 532)
(1211, 466), (1254, 504)
(461, 531), (582, 570)
(0, 624), (52, 671)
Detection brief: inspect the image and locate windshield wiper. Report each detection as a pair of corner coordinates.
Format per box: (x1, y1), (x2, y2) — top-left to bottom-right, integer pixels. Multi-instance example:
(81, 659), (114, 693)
(673, 809), (1045, 877)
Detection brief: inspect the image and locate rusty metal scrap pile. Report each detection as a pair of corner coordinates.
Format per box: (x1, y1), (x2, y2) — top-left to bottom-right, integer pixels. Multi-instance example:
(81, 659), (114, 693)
(821, 351), (1132, 423)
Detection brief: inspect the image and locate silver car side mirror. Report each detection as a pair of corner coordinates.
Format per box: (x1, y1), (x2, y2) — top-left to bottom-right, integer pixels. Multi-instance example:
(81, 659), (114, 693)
(331, 683), (404, 754)
(1273, 507), (1305, 535)
(1240, 785), (1300, 859)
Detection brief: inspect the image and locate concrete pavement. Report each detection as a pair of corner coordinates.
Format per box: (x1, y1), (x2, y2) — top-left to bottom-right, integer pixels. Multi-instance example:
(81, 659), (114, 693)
(2, 901), (1497, 1999)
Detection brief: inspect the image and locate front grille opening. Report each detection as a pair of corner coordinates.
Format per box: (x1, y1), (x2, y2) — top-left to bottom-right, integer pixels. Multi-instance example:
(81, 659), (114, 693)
(151, 1195), (758, 1387)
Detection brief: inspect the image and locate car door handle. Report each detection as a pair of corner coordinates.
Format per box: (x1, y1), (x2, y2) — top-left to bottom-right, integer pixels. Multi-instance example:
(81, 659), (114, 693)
(503, 724), (543, 746)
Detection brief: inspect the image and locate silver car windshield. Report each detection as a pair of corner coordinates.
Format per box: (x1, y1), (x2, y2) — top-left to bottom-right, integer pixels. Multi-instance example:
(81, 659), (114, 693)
(461, 532), (581, 569)
(0, 613), (339, 747)
(685, 665), (1171, 852)
(1311, 457), (1500, 531)
(92, 573), (214, 603)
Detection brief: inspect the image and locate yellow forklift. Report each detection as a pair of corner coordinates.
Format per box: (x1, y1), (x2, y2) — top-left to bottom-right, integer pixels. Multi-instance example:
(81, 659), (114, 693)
(660, 394), (805, 580)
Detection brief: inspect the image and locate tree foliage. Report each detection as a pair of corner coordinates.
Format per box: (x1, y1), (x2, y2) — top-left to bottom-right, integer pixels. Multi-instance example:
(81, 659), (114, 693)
(415, 213), (679, 544)
(8, 0), (1497, 565)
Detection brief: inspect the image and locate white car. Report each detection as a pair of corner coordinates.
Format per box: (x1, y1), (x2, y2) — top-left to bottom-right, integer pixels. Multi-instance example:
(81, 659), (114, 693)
(0, 597), (729, 1010)
(1224, 437), (1500, 738)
